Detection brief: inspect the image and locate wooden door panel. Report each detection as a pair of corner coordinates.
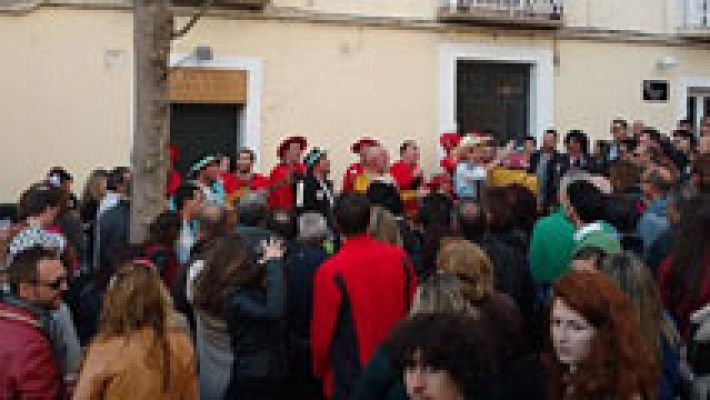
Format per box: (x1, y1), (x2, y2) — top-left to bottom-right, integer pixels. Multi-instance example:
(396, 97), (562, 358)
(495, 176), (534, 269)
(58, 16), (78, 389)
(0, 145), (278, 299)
(456, 61), (530, 143)
(170, 103), (241, 175)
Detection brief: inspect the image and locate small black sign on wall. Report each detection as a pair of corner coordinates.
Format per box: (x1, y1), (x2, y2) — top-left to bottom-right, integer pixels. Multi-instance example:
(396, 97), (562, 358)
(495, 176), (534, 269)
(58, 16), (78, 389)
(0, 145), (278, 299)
(643, 80), (669, 102)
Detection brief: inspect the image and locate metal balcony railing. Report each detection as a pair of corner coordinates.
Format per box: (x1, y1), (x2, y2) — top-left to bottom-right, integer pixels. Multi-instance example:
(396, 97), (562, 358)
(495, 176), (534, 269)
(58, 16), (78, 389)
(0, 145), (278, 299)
(439, 0), (563, 27)
(172, 0), (269, 9)
(683, 0), (710, 29)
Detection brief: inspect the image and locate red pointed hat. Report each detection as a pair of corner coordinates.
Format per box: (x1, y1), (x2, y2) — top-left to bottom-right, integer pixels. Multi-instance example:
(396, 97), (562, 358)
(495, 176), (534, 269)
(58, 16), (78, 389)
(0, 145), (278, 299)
(439, 133), (461, 149)
(277, 136), (308, 158)
(351, 137), (380, 154)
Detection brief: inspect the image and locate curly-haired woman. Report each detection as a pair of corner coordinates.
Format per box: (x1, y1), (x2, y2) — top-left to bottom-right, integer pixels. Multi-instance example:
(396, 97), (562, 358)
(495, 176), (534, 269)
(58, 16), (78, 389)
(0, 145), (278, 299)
(388, 312), (499, 400)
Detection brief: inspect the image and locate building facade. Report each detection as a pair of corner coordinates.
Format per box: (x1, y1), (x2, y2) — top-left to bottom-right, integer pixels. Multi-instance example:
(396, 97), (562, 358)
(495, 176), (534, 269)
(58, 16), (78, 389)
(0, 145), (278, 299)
(1, 0), (709, 201)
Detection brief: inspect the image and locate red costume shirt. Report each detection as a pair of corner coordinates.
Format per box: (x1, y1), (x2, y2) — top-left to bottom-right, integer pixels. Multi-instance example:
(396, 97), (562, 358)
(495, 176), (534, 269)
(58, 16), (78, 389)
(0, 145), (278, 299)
(234, 173), (269, 191)
(268, 163), (306, 210)
(311, 235), (417, 398)
(342, 162), (363, 193)
(440, 156), (458, 177)
(166, 171), (182, 198)
(220, 172), (238, 195)
(390, 160), (423, 217)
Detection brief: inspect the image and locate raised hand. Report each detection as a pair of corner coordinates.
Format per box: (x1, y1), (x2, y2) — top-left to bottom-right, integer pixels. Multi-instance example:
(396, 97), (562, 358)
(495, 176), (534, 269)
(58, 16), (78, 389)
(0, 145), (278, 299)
(259, 237), (285, 263)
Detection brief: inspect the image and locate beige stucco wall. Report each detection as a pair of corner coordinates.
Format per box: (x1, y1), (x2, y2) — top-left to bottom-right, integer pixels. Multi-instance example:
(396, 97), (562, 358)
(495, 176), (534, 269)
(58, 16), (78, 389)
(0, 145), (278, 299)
(0, 7), (709, 203)
(270, 0), (685, 35)
(171, 16), (442, 191)
(271, 0), (438, 19)
(554, 39), (710, 140)
(0, 9), (133, 202)
(563, 0), (681, 34)
(0, 9), (444, 202)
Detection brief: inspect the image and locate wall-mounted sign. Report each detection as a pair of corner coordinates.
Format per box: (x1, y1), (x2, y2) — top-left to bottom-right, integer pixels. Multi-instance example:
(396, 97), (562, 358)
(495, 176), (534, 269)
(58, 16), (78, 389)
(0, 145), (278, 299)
(643, 80), (669, 102)
(169, 68), (247, 104)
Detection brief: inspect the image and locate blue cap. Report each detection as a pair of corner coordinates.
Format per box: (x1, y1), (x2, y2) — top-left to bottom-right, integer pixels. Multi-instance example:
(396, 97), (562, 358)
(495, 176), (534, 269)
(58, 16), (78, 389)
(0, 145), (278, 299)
(304, 148), (327, 169)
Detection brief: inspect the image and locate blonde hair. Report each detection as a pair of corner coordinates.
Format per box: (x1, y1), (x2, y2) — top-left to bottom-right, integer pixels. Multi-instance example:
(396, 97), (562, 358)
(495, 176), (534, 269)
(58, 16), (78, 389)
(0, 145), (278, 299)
(436, 239), (494, 303)
(598, 252), (680, 356)
(98, 262), (173, 391)
(80, 169), (107, 209)
(368, 206), (403, 247)
(411, 273), (476, 317)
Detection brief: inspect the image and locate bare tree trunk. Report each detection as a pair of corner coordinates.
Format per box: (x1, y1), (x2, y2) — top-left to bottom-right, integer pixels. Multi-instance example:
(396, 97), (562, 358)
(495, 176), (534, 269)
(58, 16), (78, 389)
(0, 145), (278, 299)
(130, 0), (173, 244)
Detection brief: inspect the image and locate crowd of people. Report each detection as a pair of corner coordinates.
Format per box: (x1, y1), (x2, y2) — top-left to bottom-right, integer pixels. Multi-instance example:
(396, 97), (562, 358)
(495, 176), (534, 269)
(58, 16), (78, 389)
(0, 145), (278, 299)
(1, 115), (709, 400)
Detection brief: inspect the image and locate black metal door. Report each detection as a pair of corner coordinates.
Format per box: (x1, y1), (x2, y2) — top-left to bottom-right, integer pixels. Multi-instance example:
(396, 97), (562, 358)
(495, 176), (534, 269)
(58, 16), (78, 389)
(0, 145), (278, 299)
(170, 103), (241, 176)
(456, 61), (530, 145)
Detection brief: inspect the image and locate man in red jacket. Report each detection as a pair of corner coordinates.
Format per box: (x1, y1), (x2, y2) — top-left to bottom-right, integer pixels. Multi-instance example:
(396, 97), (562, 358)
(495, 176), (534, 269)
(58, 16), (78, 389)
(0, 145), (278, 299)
(225, 148), (270, 205)
(439, 132), (461, 177)
(233, 148), (269, 191)
(0, 246), (66, 399)
(390, 140), (426, 218)
(268, 136), (307, 210)
(311, 194), (417, 399)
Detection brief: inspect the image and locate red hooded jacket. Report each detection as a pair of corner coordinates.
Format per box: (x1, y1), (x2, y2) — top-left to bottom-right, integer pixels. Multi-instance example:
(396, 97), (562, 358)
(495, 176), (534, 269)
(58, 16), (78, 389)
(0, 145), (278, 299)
(268, 163), (306, 210)
(0, 301), (63, 399)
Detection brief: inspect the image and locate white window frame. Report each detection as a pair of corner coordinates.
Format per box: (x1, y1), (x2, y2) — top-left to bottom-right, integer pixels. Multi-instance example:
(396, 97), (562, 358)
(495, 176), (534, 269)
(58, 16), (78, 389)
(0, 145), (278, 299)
(167, 54), (264, 170)
(438, 42), (554, 154)
(675, 77), (710, 130)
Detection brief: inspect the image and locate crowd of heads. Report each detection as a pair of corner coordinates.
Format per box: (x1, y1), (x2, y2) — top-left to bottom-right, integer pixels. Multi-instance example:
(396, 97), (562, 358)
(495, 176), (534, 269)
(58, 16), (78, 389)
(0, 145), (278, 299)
(0, 113), (709, 400)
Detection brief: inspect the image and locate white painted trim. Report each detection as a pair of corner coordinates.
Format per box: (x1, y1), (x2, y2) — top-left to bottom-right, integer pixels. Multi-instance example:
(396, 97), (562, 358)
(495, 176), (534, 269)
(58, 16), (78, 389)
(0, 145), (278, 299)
(438, 42), (554, 148)
(675, 76), (710, 123)
(129, 54), (135, 153)
(168, 54), (264, 170)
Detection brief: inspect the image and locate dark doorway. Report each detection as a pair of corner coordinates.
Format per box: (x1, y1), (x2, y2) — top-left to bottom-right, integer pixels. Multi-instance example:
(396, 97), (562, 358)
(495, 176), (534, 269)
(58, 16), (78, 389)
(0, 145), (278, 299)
(456, 61), (530, 145)
(170, 103), (241, 176)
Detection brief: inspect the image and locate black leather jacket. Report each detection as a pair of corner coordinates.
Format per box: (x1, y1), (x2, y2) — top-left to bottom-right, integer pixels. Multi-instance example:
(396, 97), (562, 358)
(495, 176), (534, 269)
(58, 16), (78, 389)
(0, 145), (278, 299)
(226, 260), (289, 380)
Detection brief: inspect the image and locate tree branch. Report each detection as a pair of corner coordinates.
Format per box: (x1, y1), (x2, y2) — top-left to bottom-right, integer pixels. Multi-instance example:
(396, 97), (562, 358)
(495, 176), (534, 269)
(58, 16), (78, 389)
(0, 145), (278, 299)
(171, 0), (215, 40)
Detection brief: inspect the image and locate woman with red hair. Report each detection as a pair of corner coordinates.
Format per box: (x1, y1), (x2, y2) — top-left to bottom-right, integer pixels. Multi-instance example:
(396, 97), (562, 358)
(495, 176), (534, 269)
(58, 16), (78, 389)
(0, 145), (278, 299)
(549, 271), (658, 400)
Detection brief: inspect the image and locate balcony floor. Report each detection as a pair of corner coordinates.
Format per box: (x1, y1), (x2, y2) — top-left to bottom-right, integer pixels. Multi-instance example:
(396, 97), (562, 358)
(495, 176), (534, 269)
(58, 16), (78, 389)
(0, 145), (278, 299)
(677, 26), (710, 39)
(172, 0), (268, 9)
(438, 7), (563, 29)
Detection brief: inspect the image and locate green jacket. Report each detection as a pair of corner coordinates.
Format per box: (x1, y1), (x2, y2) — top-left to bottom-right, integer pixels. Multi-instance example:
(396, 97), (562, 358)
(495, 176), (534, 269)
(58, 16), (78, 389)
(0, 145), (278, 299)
(529, 208), (576, 283)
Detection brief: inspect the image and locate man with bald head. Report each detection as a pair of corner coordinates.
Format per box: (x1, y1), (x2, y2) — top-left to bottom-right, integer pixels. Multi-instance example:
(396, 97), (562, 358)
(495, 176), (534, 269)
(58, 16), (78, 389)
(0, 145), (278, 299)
(353, 146), (404, 216)
(353, 145), (388, 192)
(342, 138), (380, 193)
